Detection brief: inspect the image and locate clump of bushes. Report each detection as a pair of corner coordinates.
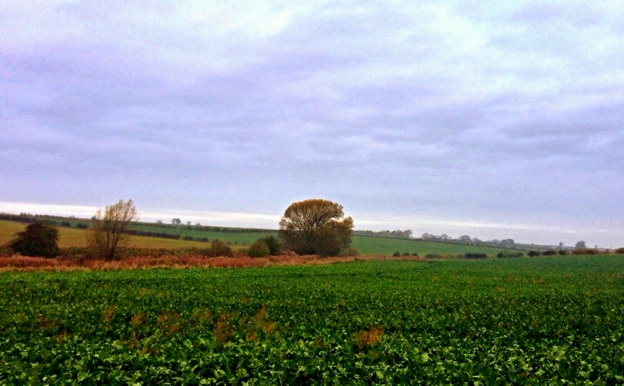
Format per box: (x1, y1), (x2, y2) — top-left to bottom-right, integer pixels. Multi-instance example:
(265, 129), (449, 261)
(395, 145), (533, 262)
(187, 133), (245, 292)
(527, 251), (541, 257)
(208, 239), (234, 257)
(496, 251), (524, 258)
(464, 253), (487, 259)
(258, 236), (281, 255)
(616, 247), (624, 255)
(542, 250), (558, 256)
(248, 240), (270, 258)
(8, 221), (59, 258)
(572, 248), (600, 255)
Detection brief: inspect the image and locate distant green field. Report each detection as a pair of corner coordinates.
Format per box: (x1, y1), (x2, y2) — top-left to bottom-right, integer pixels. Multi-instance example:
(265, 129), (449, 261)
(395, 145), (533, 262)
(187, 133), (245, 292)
(2, 218), (522, 256)
(351, 235), (519, 256)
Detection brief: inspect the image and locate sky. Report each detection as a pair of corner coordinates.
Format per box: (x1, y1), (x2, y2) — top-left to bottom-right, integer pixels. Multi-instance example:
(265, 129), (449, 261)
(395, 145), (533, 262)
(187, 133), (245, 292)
(1, 1), (623, 247)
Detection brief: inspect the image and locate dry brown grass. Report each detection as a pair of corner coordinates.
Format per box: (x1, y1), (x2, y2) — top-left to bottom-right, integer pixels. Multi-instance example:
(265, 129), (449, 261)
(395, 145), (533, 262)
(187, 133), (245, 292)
(0, 253), (426, 272)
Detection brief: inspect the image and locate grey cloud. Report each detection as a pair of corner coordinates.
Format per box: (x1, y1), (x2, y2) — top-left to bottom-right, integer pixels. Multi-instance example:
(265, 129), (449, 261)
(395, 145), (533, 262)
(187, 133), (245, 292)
(1, 1), (623, 246)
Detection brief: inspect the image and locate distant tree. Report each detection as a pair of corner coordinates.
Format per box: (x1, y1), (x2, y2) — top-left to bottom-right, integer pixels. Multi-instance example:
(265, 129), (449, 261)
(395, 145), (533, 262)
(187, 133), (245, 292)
(278, 199), (354, 257)
(458, 235), (471, 243)
(575, 240), (587, 249)
(500, 239), (516, 248)
(8, 221), (59, 258)
(172, 218), (181, 227)
(156, 219), (163, 225)
(87, 199), (138, 261)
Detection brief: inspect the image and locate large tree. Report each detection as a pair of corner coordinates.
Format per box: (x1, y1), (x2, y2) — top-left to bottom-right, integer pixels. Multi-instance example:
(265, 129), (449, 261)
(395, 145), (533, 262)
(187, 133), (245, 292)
(278, 199), (354, 257)
(87, 199), (138, 261)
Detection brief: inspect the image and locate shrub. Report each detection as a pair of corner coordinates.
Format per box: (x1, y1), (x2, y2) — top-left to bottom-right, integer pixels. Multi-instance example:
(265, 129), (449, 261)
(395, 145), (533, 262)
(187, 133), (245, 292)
(496, 251), (524, 258)
(411, 253), (419, 257)
(572, 248), (599, 255)
(392, 251), (401, 257)
(616, 247), (624, 255)
(402, 252), (410, 257)
(76, 223), (89, 229)
(543, 250), (557, 256)
(8, 221), (59, 258)
(558, 250), (567, 256)
(464, 253), (487, 259)
(248, 240), (270, 258)
(258, 236), (281, 255)
(527, 251), (541, 257)
(209, 239), (234, 257)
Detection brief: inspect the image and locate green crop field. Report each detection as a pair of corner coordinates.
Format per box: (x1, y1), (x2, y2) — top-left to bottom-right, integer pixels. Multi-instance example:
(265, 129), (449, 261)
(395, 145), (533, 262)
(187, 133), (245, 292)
(1, 255), (624, 384)
(351, 235), (514, 256)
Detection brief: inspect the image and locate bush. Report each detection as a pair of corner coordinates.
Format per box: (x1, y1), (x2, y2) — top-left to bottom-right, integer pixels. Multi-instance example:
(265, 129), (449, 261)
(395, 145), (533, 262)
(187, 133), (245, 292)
(542, 250), (557, 256)
(572, 248), (599, 255)
(558, 250), (567, 256)
(464, 253), (487, 259)
(248, 240), (270, 258)
(616, 247), (624, 255)
(411, 253), (419, 257)
(392, 251), (401, 257)
(496, 251), (524, 258)
(8, 221), (59, 258)
(209, 239), (234, 257)
(258, 236), (281, 255)
(527, 251), (541, 257)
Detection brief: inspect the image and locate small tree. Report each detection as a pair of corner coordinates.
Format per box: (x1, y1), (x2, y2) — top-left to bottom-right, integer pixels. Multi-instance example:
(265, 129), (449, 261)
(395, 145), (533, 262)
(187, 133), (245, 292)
(87, 199), (138, 261)
(8, 221), (59, 258)
(279, 199), (354, 257)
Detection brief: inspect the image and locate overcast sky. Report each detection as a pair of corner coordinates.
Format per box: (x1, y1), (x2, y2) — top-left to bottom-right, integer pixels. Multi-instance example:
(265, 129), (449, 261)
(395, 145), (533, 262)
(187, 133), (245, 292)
(1, 1), (623, 247)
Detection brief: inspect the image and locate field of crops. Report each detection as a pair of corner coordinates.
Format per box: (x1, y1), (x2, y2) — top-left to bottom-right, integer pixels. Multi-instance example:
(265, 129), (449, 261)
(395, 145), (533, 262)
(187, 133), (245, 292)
(2, 255), (624, 384)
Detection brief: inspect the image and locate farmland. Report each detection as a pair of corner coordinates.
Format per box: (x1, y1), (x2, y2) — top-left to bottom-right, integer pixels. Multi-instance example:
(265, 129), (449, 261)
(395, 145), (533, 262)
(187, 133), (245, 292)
(2, 255), (624, 384)
(0, 219), (521, 256)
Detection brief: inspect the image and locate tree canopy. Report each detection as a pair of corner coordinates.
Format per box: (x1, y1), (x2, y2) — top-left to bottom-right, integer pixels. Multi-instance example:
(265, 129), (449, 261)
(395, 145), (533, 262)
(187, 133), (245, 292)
(278, 199), (354, 257)
(87, 199), (138, 261)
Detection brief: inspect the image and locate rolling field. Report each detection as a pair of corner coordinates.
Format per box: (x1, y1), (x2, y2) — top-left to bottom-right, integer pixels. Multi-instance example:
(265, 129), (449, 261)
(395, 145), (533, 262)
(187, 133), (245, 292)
(0, 220), (223, 250)
(1, 255), (624, 383)
(1, 219), (520, 256)
(351, 235), (512, 256)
